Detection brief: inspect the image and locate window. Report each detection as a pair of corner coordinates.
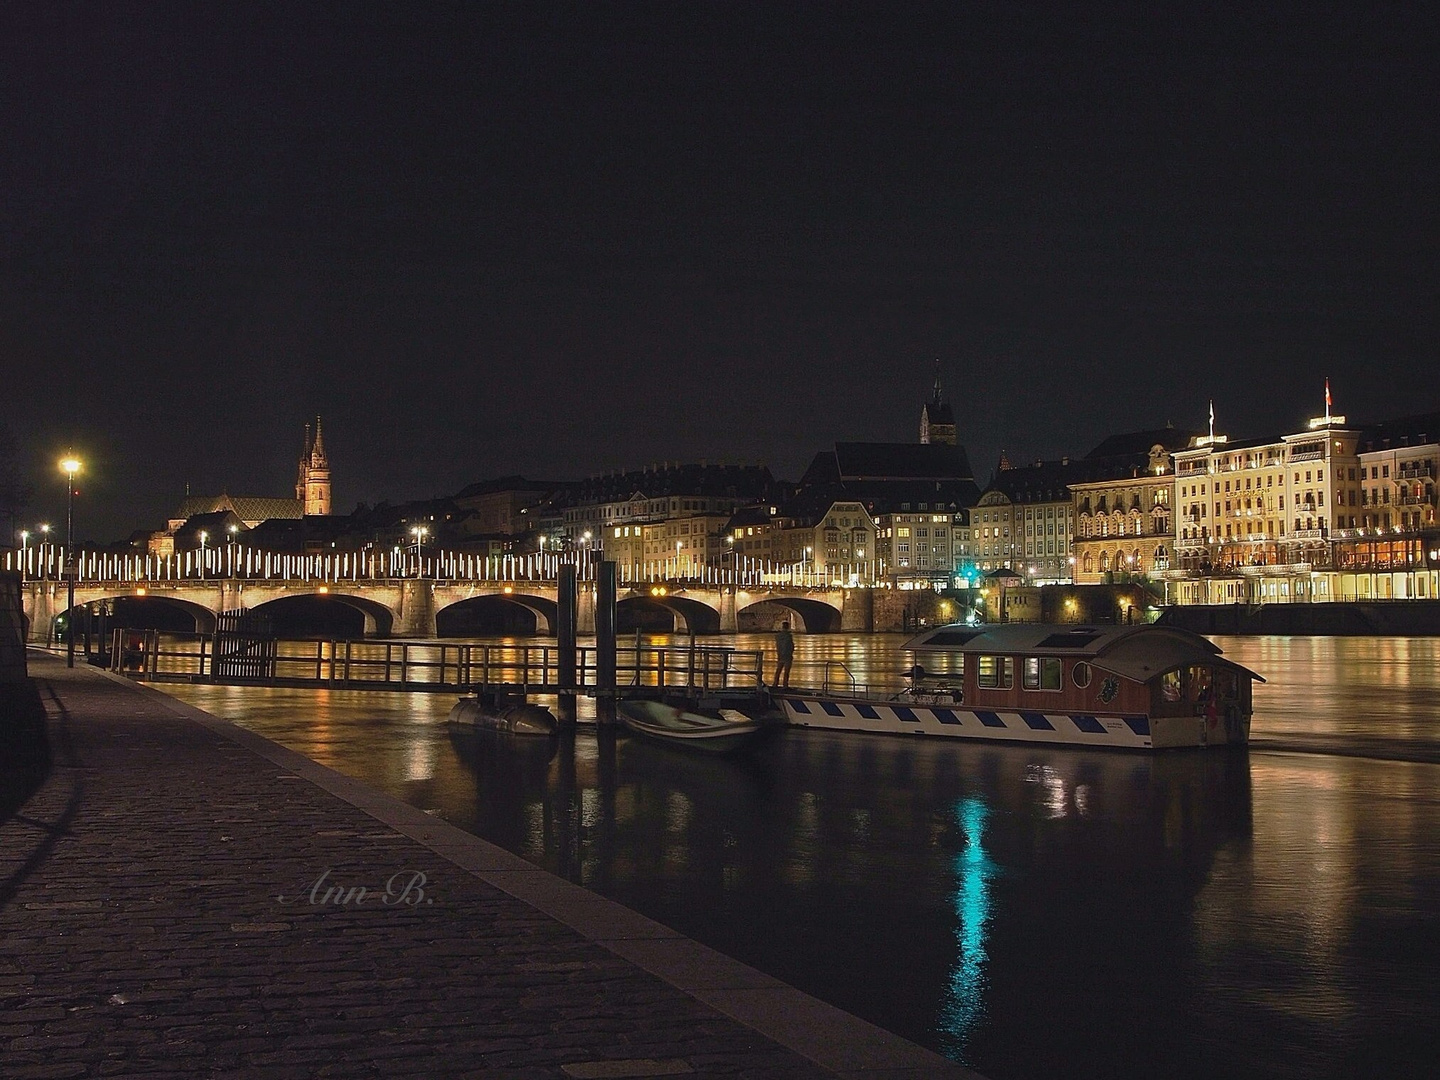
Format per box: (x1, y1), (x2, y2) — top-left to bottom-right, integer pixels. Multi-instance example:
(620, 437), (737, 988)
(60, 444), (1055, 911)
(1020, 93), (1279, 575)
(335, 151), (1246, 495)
(1023, 657), (1062, 691)
(1072, 662), (1093, 688)
(977, 655), (1014, 689)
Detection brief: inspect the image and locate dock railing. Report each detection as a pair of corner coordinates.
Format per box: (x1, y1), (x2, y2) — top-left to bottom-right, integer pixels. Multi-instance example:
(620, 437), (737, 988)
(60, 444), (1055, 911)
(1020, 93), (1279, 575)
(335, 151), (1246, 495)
(111, 630), (764, 695)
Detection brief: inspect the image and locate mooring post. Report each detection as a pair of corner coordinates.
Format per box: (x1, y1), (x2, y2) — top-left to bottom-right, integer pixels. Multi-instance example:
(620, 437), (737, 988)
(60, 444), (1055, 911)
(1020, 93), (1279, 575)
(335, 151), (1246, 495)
(556, 565), (577, 725)
(596, 560), (618, 724)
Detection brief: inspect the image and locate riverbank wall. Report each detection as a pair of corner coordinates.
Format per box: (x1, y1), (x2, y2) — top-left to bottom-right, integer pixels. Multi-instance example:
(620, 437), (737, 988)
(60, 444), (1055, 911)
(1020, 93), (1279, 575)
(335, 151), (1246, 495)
(1157, 600), (1440, 636)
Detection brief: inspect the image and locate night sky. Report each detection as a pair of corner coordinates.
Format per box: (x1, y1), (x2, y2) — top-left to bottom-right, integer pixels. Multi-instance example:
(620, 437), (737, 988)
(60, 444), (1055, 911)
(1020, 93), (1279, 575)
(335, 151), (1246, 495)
(4, 2), (1438, 542)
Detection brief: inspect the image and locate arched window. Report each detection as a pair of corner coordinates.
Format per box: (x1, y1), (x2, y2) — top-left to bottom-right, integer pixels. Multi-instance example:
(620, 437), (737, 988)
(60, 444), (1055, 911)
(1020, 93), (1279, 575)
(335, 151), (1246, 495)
(1082, 552), (1094, 574)
(1100, 551), (1111, 573)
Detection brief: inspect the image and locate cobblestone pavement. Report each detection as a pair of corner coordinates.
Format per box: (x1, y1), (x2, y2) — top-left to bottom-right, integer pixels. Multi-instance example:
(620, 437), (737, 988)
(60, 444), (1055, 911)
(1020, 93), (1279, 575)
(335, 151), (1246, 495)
(1, 656), (973, 1080)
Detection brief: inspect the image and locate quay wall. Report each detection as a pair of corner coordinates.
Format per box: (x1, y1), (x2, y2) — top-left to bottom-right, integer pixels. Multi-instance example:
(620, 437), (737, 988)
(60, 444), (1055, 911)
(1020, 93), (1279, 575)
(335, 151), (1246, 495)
(1, 570), (25, 681)
(1157, 600), (1440, 636)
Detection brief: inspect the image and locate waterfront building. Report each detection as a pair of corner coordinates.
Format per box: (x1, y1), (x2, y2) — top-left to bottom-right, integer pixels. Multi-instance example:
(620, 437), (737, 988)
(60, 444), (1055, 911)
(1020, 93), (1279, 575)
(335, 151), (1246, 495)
(1160, 397), (1440, 604)
(796, 440), (979, 586)
(604, 512), (730, 576)
(452, 476), (569, 537)
(1070, 428), (1199, 584)
(973, 458), (1079, 584)
(561, 463), (777, 548)
(1166, 402), (1363, 603)
(876, 506), (957, 586)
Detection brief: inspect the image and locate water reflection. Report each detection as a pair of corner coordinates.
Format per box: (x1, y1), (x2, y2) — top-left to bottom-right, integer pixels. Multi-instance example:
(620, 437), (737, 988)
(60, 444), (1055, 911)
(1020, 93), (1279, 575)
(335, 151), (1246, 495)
(162, 635), (1440, 1080)
(939, 797), (996, 1060)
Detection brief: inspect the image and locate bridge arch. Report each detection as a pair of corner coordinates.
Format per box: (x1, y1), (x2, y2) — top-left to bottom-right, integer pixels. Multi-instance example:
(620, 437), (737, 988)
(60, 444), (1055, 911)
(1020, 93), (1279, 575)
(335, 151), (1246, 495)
(247, 592), (394, 638)
(737, 596), (842, 633)
(618, 594), (721, 635)
(64, 595), (218, 635)
(435, 593), (556, 636)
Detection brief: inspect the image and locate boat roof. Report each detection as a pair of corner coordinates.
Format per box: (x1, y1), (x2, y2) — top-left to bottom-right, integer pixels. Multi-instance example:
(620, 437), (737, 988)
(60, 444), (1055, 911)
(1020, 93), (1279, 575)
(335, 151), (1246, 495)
(905, 623), (1264, 683)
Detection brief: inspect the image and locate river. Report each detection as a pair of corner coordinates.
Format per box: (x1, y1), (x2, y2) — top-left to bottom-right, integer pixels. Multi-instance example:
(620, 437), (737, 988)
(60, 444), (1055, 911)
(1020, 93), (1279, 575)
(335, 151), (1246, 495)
(160, 633), (1440, 1080)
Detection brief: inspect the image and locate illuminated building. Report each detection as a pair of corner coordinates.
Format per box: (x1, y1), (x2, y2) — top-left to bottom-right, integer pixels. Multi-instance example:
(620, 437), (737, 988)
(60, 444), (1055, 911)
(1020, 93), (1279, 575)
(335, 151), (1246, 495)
(1162, 398), (1440, 603)
(295, 416), (331, 516)
(1070, 430), (1198, 584)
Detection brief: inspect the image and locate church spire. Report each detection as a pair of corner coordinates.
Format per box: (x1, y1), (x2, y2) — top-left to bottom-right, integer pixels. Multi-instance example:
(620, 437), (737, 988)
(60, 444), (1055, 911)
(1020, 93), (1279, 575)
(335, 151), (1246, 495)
(920, 360), (957, 445)
(296, 416), (332, 515)
(309, 415), (327, 466)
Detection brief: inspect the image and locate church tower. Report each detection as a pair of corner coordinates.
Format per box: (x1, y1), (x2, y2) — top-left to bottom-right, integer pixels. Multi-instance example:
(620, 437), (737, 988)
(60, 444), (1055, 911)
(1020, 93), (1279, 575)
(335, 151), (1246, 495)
(296, 417), (332, 516)
(920, 362), (957, 445)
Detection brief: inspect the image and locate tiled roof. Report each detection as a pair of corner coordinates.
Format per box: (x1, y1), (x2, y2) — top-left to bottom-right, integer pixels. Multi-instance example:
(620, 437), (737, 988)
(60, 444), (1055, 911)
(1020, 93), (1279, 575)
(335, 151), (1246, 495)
(1084, 427), (1202, 461)
(175, 494), (303, 523)
(831, 442), (974, 482)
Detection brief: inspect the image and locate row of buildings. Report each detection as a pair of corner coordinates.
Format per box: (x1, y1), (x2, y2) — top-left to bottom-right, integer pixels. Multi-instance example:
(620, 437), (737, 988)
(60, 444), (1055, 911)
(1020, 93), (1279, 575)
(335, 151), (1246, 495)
(143, 386), (1440, 606)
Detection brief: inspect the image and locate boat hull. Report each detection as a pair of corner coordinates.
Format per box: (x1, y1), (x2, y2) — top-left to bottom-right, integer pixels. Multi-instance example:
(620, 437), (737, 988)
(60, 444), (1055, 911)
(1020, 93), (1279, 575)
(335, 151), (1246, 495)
(779, 695), (1249, 750)
(447, 697), (558, 736)
(619, 701), (767, 754)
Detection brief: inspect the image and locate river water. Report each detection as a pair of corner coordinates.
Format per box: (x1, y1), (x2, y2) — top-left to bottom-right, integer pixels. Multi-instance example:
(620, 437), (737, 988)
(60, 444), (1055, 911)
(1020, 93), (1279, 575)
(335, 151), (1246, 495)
(161, 634), (1440, 1080)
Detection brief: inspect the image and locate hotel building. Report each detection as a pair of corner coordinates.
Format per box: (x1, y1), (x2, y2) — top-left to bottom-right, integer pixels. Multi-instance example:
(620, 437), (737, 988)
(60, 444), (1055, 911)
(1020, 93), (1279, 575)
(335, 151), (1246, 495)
(1163, 405), (1440, 604)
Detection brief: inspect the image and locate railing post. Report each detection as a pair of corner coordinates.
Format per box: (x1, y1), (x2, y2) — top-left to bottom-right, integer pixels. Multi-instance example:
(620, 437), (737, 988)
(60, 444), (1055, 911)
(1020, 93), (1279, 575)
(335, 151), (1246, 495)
(595, 561), (618, 724)
(556, 564), (577, 725)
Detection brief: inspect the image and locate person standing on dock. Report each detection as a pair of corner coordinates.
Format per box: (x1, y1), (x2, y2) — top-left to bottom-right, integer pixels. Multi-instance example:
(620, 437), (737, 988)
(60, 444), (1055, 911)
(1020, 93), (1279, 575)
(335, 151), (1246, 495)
(773, 621), (794, 688)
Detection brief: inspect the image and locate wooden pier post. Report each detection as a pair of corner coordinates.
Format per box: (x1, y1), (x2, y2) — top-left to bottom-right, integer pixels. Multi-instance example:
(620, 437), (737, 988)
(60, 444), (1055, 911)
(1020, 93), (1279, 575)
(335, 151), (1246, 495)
(556, 564), (577, 726)
(595, 561), (618, 725)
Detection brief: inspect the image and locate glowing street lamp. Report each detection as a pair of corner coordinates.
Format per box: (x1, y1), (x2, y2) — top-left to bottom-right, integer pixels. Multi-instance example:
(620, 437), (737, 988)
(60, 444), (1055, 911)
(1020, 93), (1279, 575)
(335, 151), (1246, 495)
(409, 525), (429, 576)
(60, 455), (81, 667)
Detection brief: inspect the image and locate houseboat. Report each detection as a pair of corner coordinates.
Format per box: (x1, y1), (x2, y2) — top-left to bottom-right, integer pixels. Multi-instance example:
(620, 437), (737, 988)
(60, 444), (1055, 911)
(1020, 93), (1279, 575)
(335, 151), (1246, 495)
(779, 623), (1262, 750)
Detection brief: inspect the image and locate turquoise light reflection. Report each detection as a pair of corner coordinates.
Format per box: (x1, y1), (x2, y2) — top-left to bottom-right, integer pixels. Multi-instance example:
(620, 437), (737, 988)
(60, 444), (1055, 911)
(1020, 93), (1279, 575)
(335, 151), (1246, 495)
(938, 796), (997, 1059)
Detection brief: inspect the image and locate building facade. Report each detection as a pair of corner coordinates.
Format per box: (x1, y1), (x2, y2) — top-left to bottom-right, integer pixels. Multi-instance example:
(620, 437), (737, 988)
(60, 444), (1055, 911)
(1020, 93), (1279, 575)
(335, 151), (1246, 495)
(1071, 443), (1175, 584)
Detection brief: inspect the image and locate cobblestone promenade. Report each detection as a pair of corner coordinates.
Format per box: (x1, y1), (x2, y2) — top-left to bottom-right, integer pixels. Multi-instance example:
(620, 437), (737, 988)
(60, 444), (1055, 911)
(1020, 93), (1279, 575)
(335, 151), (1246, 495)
(1, 654), (975, 1079)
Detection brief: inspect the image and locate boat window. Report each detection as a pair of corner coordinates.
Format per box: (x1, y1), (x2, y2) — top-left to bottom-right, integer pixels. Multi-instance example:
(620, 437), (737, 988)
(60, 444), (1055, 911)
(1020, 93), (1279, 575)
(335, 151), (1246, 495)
(1160, 669), (1182, 702)
(1023, 657), (1062, 691)
(977, 655), (1014, 689)
(1072, 661), (1093, 689)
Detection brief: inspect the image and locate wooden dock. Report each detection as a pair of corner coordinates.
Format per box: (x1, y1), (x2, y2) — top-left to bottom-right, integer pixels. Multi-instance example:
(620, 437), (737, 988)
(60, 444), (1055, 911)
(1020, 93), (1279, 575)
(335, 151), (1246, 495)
(108, 628), (768, 708)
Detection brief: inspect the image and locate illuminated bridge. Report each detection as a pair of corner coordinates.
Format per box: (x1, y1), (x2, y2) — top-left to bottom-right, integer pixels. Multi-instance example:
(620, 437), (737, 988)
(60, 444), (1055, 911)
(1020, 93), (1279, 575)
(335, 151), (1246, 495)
(5, 546), (873, 642)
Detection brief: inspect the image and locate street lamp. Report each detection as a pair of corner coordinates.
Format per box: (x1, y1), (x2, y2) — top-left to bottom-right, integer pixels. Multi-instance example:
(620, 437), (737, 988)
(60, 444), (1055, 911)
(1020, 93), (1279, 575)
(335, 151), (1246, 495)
(60, 455), (81, 667)
(198, 530), (208, 579)
(409, 525), (429, 575)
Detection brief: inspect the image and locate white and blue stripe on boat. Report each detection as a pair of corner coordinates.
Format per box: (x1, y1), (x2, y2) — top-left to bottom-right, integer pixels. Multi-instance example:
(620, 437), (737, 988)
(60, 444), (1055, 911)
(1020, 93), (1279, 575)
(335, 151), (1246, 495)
(780, 696), (1155, 749)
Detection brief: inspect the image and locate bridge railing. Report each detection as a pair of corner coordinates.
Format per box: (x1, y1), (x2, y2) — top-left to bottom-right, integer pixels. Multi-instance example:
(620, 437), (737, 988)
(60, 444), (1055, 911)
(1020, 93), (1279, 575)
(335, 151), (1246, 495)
(111, 630), (765, 694)
(2, 544), (873, 589)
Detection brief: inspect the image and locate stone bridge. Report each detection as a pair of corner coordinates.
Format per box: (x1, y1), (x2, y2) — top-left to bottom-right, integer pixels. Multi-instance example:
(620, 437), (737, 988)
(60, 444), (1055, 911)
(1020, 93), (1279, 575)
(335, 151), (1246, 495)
(20, 578), (873, 642)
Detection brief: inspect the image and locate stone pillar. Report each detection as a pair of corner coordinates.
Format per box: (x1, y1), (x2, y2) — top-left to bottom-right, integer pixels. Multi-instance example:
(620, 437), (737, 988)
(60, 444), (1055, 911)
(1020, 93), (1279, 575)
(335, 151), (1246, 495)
(1, 572), (26, 681)
(841, 587), (874, 632)
(26, 583), (55, 644)
(396, 580), (437, 638)
(718, 586), (738, 633)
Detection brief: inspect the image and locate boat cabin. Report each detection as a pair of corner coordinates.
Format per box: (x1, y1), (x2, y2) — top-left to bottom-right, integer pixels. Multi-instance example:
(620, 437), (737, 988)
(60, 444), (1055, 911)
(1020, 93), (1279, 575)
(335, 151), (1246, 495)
(904, 623), (1262, 731)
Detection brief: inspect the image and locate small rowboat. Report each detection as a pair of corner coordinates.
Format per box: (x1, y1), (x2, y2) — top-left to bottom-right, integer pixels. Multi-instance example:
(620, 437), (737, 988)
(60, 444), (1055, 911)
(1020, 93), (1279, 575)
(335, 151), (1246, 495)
(618, 700), (768, 754)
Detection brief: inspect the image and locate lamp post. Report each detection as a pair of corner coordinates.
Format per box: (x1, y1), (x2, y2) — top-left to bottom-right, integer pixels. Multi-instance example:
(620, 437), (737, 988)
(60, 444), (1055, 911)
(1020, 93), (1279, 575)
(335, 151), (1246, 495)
(409, 525), (428, 576)
(198, 530), (208, 579)
(60, 455), (81, 667)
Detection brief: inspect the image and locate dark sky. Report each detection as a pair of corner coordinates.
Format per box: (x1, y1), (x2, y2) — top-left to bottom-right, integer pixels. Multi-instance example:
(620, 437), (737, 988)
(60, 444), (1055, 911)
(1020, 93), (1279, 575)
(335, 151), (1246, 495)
(4, 2), (1438, 542)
